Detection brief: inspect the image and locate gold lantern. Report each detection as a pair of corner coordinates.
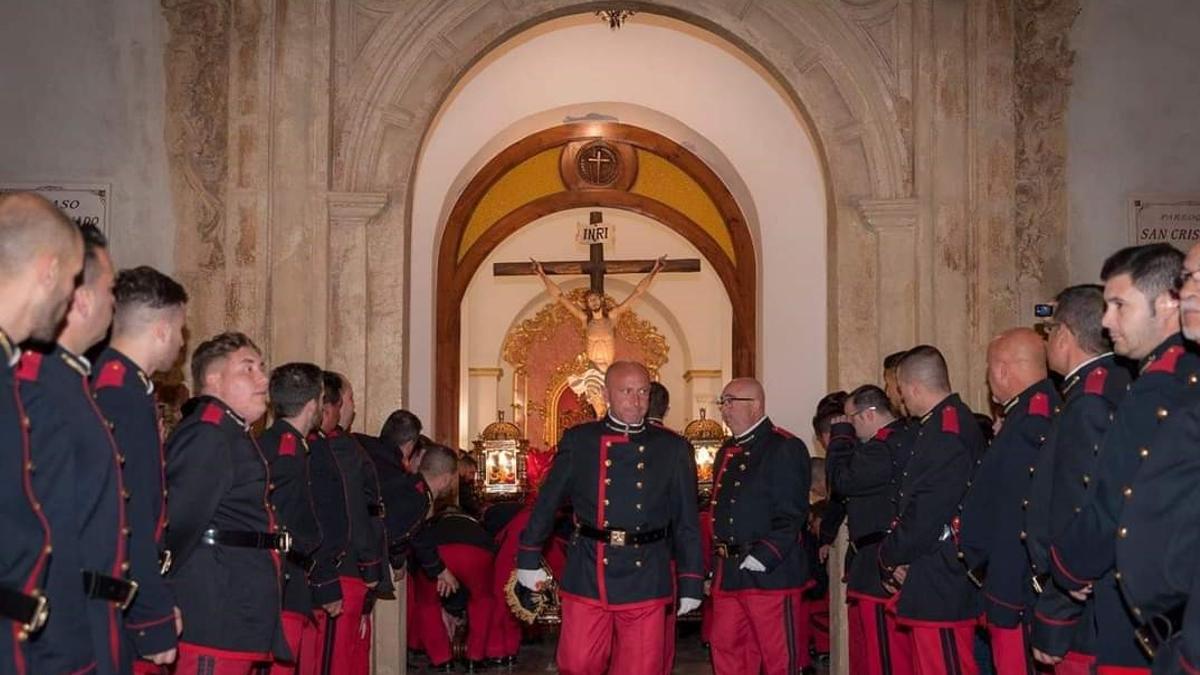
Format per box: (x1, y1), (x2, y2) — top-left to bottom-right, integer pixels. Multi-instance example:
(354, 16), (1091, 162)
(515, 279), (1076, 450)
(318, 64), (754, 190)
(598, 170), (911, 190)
(471, 411), (528, 500)
(683, 408), (727, 498)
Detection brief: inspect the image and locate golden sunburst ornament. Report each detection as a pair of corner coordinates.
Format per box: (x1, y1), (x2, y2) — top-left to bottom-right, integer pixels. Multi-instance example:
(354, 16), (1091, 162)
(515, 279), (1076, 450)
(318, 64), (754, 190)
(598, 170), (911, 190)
(596, 9), (636, 30)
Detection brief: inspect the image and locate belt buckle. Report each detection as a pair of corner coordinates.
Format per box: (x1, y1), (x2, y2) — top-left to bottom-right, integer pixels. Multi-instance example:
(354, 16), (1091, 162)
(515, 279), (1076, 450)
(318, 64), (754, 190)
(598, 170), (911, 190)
(119, 579), (139, 611)
(159, 549), (173, 576)
(609, 530), (627, 547)
(19, 592), (49, 638)
(278, 530), (293, 554)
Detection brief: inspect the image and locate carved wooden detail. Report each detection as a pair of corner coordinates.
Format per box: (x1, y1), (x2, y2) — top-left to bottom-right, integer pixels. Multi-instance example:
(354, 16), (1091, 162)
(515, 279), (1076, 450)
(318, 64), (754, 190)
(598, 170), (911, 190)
(1014, 0), (1080, 295)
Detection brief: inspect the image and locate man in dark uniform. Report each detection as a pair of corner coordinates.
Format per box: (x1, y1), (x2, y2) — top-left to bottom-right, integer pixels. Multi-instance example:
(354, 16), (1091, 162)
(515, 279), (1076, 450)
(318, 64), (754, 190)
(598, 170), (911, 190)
(959, 328), (1059, 674)
(1105, 242), (1200, 670)
(1026, 284), (1130, 672)
(1050, 244), (1198, 672)
(305, 416), (348, 673)
(164, 332), (288, 674)
(321, 372), (389, 675)
(883, 351), (910, 419)
(19, 224), (131, 675)
(878, 345), (986, 675)
(827, 384), (914, 675)
(260, 363), (326, 675)
(708, 376), (813, 675)
(0, 193), (81, 675)
(517, 361), (703, 675)
(93, 266), (188, 671)
(647, 381), (669, 426)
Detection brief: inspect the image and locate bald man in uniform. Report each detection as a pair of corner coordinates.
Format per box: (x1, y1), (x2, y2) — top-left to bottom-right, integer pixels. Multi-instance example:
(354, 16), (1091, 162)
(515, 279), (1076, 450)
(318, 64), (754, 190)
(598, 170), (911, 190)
(879, 345), (986, 675)
(516, 361), (703, 675)
(0, 193), (82, 674)
(960, 329), (1059, 674)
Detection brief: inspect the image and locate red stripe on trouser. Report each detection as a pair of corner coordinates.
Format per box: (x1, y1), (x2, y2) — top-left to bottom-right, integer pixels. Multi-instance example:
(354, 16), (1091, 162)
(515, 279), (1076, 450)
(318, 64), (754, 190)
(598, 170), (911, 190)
(328, 577), (370, 675)
(172, 642), (268, 675)
(1053, 651), (1095, 675)
(557, 596), (667, 675)
(848, 597), (915, 675)
(907, 625), (979, 675)
(810, 594), (830, 653)
(439, 544), (495, 661)
(987, 624), (1031, 675)
(709, 590), (810, 674)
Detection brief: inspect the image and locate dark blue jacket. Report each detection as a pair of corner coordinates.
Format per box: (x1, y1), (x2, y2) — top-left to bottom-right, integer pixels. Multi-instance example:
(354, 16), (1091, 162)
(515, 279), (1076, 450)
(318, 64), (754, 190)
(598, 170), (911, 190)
(306, 430), (349, 606)
(260, 420), (323, 616)
(878, 393), (985, 623)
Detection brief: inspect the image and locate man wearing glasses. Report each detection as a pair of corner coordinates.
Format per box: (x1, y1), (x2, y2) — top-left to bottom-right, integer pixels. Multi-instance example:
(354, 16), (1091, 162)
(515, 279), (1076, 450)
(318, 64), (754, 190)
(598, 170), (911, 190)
(1025, 284), (1130, 672)
(826, 384), (913, 675)
(1049, 243), (1200, 671)
(708, 378), (814, 675)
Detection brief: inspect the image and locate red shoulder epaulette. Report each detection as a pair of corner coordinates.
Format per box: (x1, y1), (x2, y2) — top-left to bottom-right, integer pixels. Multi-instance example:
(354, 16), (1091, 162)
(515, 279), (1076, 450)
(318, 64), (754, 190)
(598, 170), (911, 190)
(1028, 392), (1051, 418)
(94, 360), (127, 390)
(773, 425), (796, 439)
(874, 427), (895, 441)
(1084, 367), (1108, 395)
(279, 432), (297, 457)
(15, 352), (43, 382)
(200, 403), (224, 426)
(1145, 345), (1185, 374)
(941, 405), (960, 434)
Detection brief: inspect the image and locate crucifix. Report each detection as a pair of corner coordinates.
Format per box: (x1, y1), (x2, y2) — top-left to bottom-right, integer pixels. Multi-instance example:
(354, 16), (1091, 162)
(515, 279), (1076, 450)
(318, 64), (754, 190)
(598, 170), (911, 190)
(493, 211), (701, 372)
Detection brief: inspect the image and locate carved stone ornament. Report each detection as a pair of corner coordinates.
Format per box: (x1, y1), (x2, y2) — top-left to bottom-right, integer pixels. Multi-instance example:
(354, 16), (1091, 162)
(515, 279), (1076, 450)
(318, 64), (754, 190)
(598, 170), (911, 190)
(161, 0), (232, 273)
(1014, 0), (1080, 290)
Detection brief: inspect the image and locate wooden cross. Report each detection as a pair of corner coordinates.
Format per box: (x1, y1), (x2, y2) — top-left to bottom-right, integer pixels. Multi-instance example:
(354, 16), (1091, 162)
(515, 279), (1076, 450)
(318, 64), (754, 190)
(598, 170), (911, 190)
(493, 211), (701, 295)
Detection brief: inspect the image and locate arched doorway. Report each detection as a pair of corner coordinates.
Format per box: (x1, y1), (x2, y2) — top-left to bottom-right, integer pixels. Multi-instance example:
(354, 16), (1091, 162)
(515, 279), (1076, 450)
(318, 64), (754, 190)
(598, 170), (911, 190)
(435, 122), (756, 443)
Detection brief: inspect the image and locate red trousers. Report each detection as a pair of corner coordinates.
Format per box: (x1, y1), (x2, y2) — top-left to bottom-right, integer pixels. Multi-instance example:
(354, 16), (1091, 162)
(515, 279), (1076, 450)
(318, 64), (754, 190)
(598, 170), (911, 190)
(709, 589), (811, 675)
(809, 593), (830, 654)
(902, 622), (979, 675)
(988, 623), (1033, 675)
(1095, 669), (1149, 675)
(557, 596), (669, 675)
(328, 577), (370, 675)
(172, 642), (270, 675)
(1054, 651), (1095, 675)
(848, 596), (915, 675)
(413, 544), (495, 663)
(271, 610), (320, 675)
(662, 604), (677, 675)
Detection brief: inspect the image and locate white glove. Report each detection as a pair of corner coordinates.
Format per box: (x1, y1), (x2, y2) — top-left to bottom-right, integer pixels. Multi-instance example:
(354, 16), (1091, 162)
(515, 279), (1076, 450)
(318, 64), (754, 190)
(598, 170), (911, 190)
(677, 597), (702, 616)
(517, 567), (550, 591)
(739, 555), (766, 572)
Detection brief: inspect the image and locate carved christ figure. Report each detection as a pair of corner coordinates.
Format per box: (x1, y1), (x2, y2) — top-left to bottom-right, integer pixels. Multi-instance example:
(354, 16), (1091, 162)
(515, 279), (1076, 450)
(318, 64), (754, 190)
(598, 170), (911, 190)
(532, 255), (666, 373)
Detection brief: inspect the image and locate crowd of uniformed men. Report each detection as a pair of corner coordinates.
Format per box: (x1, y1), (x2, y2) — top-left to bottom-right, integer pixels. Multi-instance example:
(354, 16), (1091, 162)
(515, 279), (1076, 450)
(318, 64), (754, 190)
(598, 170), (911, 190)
(6, 187), (1200, 675)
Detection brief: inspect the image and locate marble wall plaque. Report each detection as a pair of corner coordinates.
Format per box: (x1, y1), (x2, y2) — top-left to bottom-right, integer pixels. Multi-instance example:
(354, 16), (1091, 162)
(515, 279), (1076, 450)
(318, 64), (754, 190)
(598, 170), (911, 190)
(0, 182), (110, 233)
(1130, 193), (1200, 251)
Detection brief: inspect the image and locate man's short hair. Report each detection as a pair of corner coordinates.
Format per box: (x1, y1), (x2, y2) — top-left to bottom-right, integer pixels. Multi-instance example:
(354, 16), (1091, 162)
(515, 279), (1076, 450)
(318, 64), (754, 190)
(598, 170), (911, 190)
(79, 224), (108, 285)
(270, 362), (323, 419)
(847, 384), (894, 417)
(191, 332), (260, 390)
(897, 344), (951, 392)
(379, 409), (423, 448)
(882, 350), (908, 373)
(113, 266), (188, 329)
(1054, 284), (1111, 355)
(458, 453), (478, 469)
(419, 443), (459, 477)
(0, 192), (78, 276)
(1100, 244), (1184, 302)
(321, 371), (344, 407)
(812, 390), (848, 435)
(647, 382), (669, 420)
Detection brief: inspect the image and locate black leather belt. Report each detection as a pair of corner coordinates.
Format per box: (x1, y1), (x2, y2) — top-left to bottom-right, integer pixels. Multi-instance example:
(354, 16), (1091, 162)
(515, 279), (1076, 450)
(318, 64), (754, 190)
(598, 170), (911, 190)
(576, 523), (667, 547)
(368, 503), (385, 518)
(201, 528), (292, 553)
(712, 540), (748, 559)
(1135, 603), (1185, 659)
(82, 570), (138, 610)
(0, 585), (49, 636)
(849, 531), (887, 554)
